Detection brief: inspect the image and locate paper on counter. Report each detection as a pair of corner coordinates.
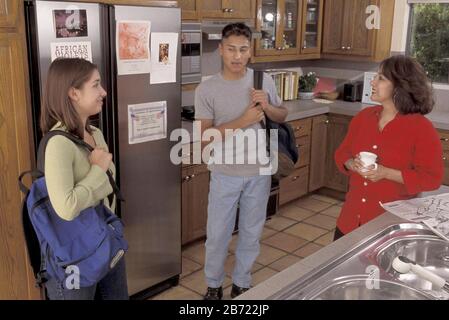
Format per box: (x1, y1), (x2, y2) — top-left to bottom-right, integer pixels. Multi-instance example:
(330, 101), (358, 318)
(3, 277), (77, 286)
(150, 32), (178, 84)
(128, 101), (167, 145)
(380, 193), (449, 240)
(116, 20), (151, 75)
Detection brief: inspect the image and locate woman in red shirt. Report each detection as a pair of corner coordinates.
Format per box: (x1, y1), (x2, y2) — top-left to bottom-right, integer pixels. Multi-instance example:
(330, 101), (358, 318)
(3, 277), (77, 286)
(334, 55), (444, 240)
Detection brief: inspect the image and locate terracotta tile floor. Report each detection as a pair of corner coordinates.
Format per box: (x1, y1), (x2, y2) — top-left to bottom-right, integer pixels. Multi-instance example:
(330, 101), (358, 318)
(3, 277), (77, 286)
(150, 194), (342, 300)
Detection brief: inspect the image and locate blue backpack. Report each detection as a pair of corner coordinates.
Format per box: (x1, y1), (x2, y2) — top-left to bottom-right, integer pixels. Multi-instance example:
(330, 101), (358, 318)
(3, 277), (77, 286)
(19, 131), (128, 288)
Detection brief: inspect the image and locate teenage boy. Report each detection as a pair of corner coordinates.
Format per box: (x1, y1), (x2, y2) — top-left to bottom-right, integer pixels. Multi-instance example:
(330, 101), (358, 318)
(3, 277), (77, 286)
(195, 23), (287, 300)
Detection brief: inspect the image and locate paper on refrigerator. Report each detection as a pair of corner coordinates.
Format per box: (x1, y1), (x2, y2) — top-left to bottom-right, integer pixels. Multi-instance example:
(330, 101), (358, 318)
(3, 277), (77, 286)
(50, 41), (93, 62)
(116, 20), (151, 75)
(128, 101), (167, 145)
(150, 32), (178, 84)
(380, 193), (449, 240)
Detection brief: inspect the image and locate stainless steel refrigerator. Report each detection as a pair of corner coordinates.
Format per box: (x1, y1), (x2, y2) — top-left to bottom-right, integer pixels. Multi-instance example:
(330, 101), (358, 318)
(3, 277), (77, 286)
(25, 0), (181, 298)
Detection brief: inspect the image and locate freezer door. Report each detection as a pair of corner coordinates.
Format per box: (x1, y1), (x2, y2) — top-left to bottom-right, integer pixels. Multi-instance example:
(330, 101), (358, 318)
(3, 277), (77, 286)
(112, 5), (182, 296)
(32, 1), (105, 124)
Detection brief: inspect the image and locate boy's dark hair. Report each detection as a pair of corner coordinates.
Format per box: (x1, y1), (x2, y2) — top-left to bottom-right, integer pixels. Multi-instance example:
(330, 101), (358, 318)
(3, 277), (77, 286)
(222, 23), (252, 41)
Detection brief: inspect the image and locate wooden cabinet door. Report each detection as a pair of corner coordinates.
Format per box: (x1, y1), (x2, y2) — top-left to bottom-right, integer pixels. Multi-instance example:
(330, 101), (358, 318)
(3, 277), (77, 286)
(324, 114), (351, 193)
(300, 0), (323, 54)
(224, 0), (254, 19)
(309, 115), (328, 192)
(344, 0), (375, 56)
(0, 0), (42, 300)
(181, 165), (210, 245)
(200, 0), (254, 19)
(321, 0), (346, 54)
(200, 0), (226, 18)
(179, 0), (200, 20)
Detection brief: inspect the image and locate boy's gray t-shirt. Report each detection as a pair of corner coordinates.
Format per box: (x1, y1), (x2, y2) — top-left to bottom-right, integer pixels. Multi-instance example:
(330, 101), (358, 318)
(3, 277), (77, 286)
(195, 68), (283, 177)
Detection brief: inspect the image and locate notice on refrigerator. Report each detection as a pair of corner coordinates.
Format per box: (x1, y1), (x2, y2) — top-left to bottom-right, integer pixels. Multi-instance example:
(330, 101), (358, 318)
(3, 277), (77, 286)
(50, 41), (93, 62)
(150, 32), (178, 84)
(128, 101), (167, 145)
(116, 20), (151, 75)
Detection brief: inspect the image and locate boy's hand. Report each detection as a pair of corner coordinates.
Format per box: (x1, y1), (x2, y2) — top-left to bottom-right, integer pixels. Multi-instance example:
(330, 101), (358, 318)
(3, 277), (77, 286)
(251, 89), (269, 111)
(240, 102), (265, 127)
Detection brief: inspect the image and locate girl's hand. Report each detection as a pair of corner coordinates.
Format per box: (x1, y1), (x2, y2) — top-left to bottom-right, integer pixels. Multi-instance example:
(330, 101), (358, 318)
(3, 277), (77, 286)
(89, 148), (112, 172)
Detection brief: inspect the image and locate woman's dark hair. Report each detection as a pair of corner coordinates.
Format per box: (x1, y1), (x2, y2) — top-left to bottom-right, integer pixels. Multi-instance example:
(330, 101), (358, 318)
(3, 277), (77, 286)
(380, 55), (434, 115)
(40, 58), (98, 138)
(222, 23), (252, 41)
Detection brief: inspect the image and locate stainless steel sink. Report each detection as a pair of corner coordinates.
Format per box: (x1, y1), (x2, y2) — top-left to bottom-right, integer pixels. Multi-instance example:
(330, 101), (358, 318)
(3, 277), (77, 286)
(270, 223), (449, 300)
(303, 276), (432, 300)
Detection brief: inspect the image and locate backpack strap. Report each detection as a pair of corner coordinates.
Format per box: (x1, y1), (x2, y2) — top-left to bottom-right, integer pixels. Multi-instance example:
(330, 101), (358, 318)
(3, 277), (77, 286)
(37, 130), (124, 202)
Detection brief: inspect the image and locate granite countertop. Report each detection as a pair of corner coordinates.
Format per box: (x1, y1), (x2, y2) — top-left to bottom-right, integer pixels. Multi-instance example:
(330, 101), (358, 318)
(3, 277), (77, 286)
(237, 185), (449, 300)
(182, 100), (449, 144)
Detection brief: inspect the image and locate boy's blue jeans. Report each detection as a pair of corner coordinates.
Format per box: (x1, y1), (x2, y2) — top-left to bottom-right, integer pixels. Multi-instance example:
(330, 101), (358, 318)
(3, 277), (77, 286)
(204, 172), (271, 289)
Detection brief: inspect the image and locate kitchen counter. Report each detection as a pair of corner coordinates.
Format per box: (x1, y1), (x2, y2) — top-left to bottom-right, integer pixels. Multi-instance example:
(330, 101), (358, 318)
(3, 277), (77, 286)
(183, 100), (449, 144)
(285, 99), (449, 131)
(237, 185), (449, 300)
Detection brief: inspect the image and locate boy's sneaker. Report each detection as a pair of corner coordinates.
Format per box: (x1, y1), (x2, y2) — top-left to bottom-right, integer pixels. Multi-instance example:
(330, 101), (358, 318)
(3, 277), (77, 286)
(203, 287), (223, 300)
(230, 284), (250, 298)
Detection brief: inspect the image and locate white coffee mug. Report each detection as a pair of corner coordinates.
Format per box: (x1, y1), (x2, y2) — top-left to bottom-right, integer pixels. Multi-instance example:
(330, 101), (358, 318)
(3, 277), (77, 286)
(359, 152), (378, 172)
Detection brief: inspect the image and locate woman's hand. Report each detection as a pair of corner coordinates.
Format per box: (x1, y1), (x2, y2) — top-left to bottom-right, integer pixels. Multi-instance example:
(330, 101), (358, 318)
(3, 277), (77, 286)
(89, 148), (112, 172)
(363, 165), (390, 182)
(344, 157), (368, 175)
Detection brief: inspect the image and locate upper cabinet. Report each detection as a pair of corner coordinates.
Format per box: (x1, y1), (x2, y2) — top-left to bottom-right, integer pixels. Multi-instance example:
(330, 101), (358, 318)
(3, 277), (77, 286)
(199, 0), (255, 19)
(178, 0), (200, 20)
(254, 0), (323, 62)
(300, 0), (323, 54)
(322, 0), (395, 62)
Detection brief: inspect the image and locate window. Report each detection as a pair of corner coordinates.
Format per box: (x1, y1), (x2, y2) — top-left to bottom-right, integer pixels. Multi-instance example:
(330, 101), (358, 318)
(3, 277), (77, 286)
(407, 1), (449, 84)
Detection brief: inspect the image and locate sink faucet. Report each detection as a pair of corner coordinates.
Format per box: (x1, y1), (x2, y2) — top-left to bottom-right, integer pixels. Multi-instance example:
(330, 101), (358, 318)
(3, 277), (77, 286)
(393, 256), (449, 294)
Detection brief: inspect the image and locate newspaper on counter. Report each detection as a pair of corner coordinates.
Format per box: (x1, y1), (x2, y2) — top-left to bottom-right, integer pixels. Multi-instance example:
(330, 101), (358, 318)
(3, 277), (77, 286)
(380, 193), (449, 240)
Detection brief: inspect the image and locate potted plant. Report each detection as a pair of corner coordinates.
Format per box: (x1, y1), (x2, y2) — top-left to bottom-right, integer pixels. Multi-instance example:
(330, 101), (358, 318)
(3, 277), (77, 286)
(298, 72), (318, 100)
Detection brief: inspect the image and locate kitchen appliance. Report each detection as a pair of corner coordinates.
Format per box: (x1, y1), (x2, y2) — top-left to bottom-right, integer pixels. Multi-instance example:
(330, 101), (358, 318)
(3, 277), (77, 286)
(343, 81), (363, 102)
(25, 0), (181, 298)
(181, 22), (201, 84)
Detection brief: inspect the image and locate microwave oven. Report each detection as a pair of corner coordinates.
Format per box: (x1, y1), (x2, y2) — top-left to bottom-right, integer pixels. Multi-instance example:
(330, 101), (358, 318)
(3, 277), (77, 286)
(181, 23), (201, 84)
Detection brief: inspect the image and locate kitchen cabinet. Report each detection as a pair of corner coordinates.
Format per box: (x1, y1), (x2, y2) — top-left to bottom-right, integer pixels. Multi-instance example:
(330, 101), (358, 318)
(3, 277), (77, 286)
(438, 129), (449, 186)
(279, 118), (312, 205)
(321, 0), (395, 62)
(324, 114), (351, 193)
(182, 164), (210, 245)
(200, 0), (255, 19)
(309, 115), (328, 192)
(178, 0), (200, 20)
(254, 0), (323, 62)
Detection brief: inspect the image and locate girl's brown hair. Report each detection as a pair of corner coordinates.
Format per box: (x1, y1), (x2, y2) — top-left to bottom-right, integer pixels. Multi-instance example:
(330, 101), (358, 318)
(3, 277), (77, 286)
(380, 55), (434, 115)
(40, 58), (98, 138)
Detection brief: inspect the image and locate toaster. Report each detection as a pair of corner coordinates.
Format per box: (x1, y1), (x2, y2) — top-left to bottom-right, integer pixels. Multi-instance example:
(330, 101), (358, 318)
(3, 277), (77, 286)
(343, 82), (364, 102)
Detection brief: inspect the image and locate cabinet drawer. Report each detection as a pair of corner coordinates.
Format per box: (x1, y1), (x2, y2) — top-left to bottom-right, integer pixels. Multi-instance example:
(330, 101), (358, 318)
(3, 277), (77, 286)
(279, 167), (309, 205)
(295, 136), (311, 168)
(439, 130), (449, 152)
(289, 118), (312, 138)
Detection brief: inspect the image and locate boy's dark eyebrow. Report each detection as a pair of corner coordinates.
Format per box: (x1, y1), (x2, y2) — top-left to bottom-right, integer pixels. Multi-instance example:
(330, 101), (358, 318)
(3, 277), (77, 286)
(225, 44), (250, 49)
